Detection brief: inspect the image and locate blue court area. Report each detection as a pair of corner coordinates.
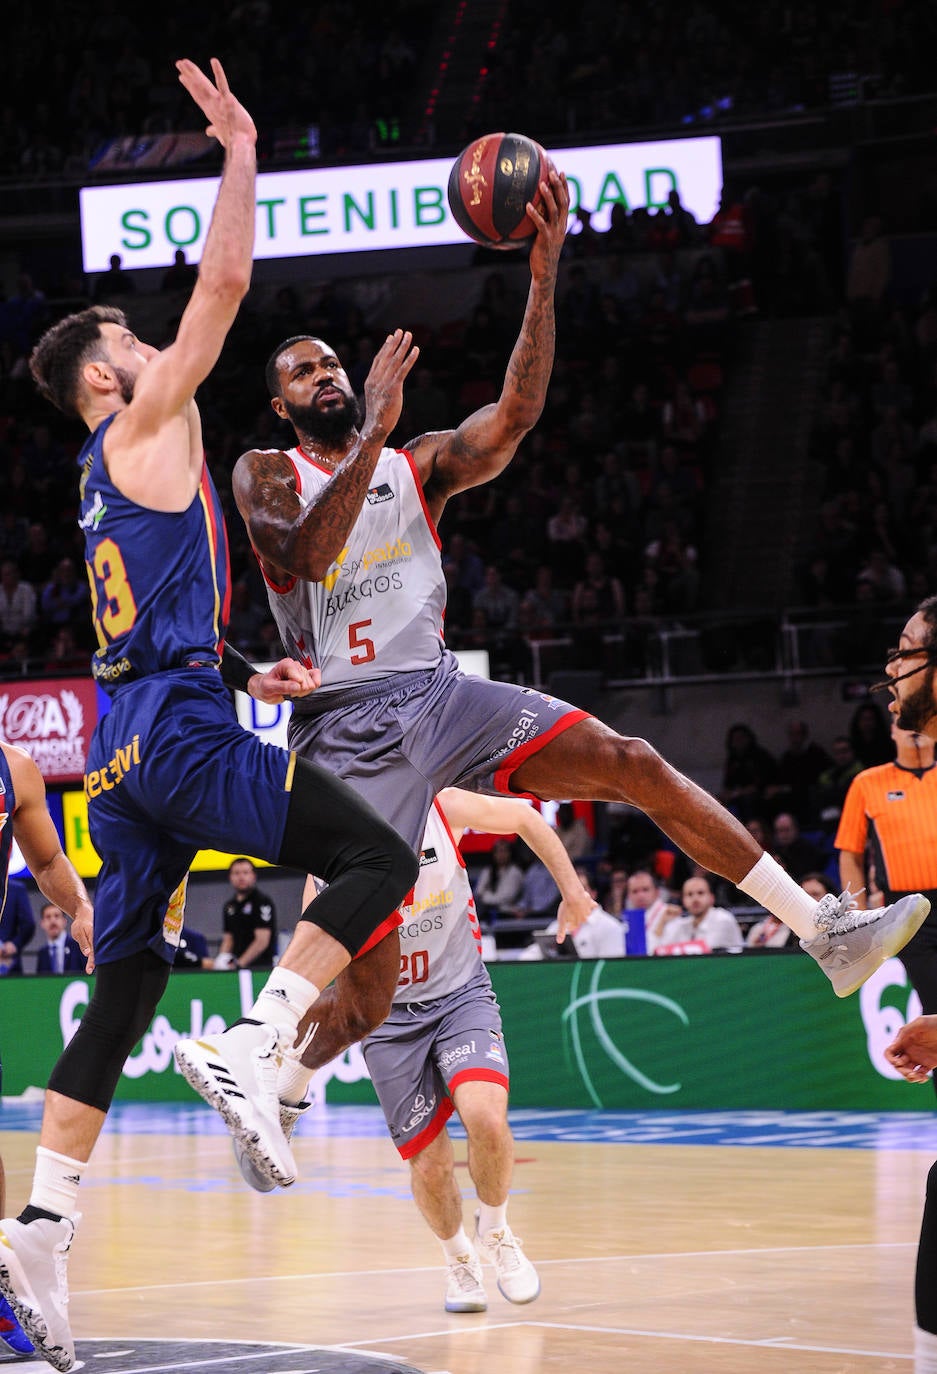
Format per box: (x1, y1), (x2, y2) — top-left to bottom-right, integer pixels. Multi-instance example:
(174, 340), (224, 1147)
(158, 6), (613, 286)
(3, 1097), (937, 1151)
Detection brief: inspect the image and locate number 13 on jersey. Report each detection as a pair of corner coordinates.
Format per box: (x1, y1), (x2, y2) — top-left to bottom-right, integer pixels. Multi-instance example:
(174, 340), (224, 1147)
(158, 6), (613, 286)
(88, 537), (138, 644)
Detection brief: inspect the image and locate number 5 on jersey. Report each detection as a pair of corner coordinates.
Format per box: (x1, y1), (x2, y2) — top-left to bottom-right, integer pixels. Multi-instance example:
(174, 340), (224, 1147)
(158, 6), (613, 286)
(349, 619), (375, 665)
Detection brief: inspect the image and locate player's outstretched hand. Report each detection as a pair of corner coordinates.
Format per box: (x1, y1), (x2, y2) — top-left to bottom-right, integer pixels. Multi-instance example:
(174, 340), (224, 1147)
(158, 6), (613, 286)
(885, 1015), (937, 1082)
(251, 658), (321, 704)
(362, 329), (420, 445)
(176, 57), (256, 149)
(555, 882), (597, 942)
(527, 165), (569, 282)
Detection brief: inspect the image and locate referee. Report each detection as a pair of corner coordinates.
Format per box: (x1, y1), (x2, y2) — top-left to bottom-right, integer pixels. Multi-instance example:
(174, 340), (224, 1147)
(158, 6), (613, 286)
(836, 719), (937, 1059)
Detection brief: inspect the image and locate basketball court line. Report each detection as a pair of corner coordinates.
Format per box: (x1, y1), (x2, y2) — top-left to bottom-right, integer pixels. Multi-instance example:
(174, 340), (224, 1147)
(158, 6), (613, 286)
(334, 1317), (911, 1363)
(67, 1237), (915, 1299)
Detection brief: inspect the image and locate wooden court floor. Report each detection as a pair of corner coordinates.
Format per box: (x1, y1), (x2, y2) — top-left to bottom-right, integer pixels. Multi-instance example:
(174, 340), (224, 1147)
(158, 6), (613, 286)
(0, 1106), (931, 1373)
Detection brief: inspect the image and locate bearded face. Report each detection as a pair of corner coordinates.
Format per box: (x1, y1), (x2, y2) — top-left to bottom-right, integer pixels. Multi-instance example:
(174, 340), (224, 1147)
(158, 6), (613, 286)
(111, 364), (137, 406)
(895, 665), (937, 734)
(282, 389), (362, 442)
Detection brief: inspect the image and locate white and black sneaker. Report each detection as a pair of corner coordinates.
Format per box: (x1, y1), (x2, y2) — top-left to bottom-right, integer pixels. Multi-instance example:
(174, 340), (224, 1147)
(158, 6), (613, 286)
(234, 1100), (310, 1193)
(0, 1213), (78, 1372)
(174, 1022), (296, 1187)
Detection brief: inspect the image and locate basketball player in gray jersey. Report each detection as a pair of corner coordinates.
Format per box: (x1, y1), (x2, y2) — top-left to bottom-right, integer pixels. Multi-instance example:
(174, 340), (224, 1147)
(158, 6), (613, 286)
(232, 160), (929, 1109)
(237, 788), (596, 1314)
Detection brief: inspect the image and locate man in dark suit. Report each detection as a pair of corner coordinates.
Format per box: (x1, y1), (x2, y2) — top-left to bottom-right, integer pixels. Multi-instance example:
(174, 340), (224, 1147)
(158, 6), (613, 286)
(0, 878), (35, 975)
(35, 903), (84, 975)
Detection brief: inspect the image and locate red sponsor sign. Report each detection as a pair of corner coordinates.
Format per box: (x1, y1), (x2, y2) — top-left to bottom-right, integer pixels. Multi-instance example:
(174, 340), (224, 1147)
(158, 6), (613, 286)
(0, 678), (99, 783)
(654, 939), (711, 957)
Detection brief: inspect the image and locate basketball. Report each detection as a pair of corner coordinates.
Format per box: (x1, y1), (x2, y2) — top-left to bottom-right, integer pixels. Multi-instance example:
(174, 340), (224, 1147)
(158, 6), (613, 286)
(447, 131), (548, 249)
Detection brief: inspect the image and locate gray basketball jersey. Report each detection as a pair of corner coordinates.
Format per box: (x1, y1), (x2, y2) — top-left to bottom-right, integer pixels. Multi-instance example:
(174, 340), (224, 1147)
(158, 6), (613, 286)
(263, 445), (446, 693)
(395, 800), (483, 1003)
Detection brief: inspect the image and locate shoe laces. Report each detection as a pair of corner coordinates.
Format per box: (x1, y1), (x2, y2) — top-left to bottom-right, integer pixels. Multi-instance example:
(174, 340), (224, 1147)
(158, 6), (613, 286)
(287, 1021), (318, 1062)
(483, 1227), (525, 1273)
(815, 886), (867, 934)
(448, 1255), (482, 1291)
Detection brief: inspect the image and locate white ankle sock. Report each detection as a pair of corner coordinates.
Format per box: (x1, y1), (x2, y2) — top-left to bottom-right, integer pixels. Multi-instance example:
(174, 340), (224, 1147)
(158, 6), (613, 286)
(249, 968), (320, 1037)
(916, 1325), (937, 1372)
(441, 1226), (473, 1261)
(30, 1146), (84, 1217)
(736, 852), (818, 939)
(476, 1201), (508, 1236)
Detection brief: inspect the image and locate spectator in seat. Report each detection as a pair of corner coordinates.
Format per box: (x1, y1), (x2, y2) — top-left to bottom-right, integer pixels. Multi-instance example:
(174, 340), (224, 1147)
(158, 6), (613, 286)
(771, 811), (828, 883)
(658, 873), (743, 951)
(0, 560), (37, 651)
(720, 723), (779, 823)
(474, 839), (525, 922)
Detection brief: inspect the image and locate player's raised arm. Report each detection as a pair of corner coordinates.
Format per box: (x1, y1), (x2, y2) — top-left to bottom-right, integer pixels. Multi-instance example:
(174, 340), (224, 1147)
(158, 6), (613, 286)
(410, 167), (569, 522)
(103, 59), (256, 504)
(438, 788), (594, 936)
(136, 60), (256, 414)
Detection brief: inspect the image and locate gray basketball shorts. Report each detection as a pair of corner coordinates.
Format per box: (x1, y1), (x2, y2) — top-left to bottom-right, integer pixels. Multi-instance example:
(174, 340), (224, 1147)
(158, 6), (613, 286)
(288, 650), (589, 850)
(361, 966), (509, 1159)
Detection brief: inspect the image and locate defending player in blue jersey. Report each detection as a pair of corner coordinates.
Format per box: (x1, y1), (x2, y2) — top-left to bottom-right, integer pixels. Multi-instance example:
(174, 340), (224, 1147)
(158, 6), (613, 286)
(0, 58), (417, 1374)
(0, 739), (94, 1359)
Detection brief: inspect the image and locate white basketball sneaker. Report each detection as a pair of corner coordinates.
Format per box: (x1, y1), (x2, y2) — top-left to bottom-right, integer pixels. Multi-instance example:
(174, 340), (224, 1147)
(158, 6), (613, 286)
(801, 890), (931, 997)
(234, 1100), (309, 1192)
(0, 1213), (78, 1372)
(474, 1212), (540, 1304)
(173, 1021), (296, 1187)
(445, 1248), (487, 1313)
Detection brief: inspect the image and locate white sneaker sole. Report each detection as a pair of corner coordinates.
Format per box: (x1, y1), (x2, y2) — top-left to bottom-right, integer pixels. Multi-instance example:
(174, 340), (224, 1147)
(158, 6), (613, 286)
(445, 1295), (488, 1312)
(174, 1040), (296, 1188)
(495, 1274), (541, 1304)
(0, 1243), (72, 1372)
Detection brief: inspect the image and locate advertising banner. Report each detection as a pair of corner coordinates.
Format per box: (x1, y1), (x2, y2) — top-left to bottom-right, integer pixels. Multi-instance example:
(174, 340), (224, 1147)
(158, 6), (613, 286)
(0, 678), (99, 784)
(0, 953), (930, 1114)
(79, 136), (723, 271)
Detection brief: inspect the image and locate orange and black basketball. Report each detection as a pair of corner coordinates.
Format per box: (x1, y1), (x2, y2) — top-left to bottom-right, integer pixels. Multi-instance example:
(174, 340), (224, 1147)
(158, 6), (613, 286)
(447, 131), (548, 249)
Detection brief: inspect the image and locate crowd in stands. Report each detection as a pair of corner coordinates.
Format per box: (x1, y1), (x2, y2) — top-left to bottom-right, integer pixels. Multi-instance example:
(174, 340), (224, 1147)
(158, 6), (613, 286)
(792, 238), (937, 666)
(6, 0), (937, 185)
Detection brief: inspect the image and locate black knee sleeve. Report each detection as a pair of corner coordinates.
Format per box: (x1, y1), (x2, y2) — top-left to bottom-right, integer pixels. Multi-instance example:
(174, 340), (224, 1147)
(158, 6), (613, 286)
(46, 950), (171, 1112)
(278, 756), (418, 956)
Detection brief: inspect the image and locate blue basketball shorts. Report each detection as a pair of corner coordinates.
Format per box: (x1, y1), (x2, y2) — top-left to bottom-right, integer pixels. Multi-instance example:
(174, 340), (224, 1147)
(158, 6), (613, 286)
(86, 669), (294, 965)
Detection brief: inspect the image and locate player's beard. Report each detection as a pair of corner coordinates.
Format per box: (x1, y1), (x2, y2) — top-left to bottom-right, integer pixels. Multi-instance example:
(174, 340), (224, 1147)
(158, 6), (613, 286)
(112, 365), (137, 405)
(283, 390), (362, 443)
(895, 664), (937, 734)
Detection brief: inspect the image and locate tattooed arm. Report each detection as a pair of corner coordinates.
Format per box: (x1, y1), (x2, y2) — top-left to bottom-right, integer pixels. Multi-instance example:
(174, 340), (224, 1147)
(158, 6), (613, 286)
(232, 330), (418, 582)
(412, 167), (569, 525)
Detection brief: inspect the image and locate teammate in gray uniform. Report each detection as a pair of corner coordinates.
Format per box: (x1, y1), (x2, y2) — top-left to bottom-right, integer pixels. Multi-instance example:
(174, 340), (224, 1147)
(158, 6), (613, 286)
(231, 157), (929, 1096)
(237, 788), (595, 1313)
